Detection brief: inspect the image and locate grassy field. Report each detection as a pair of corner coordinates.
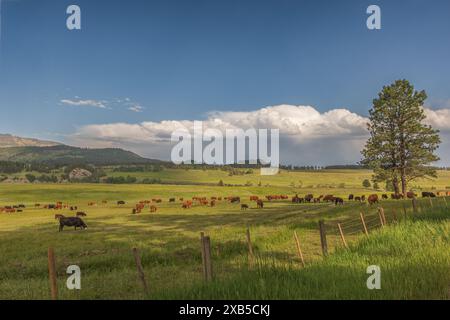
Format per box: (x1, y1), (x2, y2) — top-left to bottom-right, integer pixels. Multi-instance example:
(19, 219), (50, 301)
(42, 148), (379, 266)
(105, 168), (450, 190)
(0, 169), (449, 299)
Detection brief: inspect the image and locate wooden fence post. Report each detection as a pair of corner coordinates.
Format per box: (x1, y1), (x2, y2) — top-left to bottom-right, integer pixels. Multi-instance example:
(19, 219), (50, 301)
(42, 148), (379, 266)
(202, 236), (213, 281)
(47, 247), (58, 300)
(377, 207), (386, 226)
(132, 248), (150, 295)
(403, 203), (408, 220)
(293, 231), (305, 267)
(429, 197), (433, 208)
(337, 223), (348, 249)
(444, 197), (448, 209)
(380, 207), (387, 225)
(360, 212), (369, 236)
(318, 220), (328, 256)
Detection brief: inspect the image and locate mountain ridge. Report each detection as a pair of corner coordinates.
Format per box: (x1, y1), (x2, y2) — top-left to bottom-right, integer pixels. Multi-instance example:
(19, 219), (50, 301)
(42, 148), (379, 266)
(0, 134), (161, 165)
(0, 133), (61, 148)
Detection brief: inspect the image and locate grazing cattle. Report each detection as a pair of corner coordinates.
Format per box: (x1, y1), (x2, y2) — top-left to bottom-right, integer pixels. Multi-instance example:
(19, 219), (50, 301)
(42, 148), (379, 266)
(323, 195), (335, 202)
(117, 200), (126, 205)
(407, 192), (416, 199)
(210, 200), (216, 207)
(361, 195), (366, 202)
(292, 195), (303, 203)
(88, 202), (96, 206)
(229, 197), (240, 204)
(150, 205), (157, 212)
(368, 194), (379, 205)
(382, 194), (388, 200)
(132, 209), (137, 214)
(179, 197), (184, 201)
(313, 197), (321, 203)
(354, 196), (361, 202)
(35, 203), (41, 207)
(17, 209), (23, 213)
(391, 193), (402, 200)
(250, 196), (259, 201)
(76, 212), (87, 217)
(304, 194), (314, 203)
(169, 198), (175, 202)
(241, 204), (249, 210)
(18, 204), (25, 208)
(334, 197), (344, 205)
(59, 217), (87, 232)
(348, 194), (354, 201)
(55, 214), (65, 220)
(256, 199), (264, 209)
(182, 200), (193, 209)
(422, 192), (436, 198)
(265, 195), (288, 201)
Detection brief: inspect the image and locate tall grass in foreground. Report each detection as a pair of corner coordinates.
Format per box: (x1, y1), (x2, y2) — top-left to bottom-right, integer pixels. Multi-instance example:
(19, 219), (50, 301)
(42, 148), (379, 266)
(154, 217), (450, 299)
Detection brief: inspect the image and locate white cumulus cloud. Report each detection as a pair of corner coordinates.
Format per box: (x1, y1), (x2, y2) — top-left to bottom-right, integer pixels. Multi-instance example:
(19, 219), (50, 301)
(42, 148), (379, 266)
(68, 104), (450, 166)
(60, 99), (108, 109)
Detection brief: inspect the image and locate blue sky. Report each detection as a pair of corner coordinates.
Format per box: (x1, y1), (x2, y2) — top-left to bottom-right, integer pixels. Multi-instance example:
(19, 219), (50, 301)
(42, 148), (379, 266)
(1, 0), (450, 164)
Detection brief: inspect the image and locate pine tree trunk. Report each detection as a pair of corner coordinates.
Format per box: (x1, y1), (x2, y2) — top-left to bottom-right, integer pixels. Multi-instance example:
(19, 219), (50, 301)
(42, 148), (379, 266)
(393, 176), (400, 195)
(401, 169), (407, 198)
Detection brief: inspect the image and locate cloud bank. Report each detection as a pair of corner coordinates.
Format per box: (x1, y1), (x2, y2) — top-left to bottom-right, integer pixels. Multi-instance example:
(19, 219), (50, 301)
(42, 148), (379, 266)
(69, 104), (450, 166)
(60, 99), (107, 109)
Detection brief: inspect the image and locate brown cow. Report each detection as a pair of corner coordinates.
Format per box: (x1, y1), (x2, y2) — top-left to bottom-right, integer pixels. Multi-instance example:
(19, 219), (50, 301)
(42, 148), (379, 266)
(368, 194), (379, 205)
(55, 214), (65, 220)
(241, 204), (249, 210)
(406, 192), (416, 199)
(304, 194), (314, 202)
(76, 212), (87, 217)
(256, 199), (264, 209)
(150, 205), (157, 212)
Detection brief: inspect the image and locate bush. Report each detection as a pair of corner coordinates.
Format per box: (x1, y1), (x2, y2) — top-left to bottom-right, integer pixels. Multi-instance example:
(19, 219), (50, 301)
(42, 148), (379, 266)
(25, 174), (36, 183)
(362, 179), (371, 188)
(104, 176), (137, 184)
(37, 174), (58, 183)
(141, 178), (162, 184)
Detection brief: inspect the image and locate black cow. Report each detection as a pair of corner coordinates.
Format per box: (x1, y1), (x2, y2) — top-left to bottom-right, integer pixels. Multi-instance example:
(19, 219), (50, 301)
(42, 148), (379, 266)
(334, 197), (344, 205)
(59, 217), (88, 232)
(422, 192), (436, 198)
(117, 200), (126, 205)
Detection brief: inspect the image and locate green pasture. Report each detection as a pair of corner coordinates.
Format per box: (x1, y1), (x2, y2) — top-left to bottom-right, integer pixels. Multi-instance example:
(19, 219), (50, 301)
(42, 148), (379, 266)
(0, 170), (449, 299)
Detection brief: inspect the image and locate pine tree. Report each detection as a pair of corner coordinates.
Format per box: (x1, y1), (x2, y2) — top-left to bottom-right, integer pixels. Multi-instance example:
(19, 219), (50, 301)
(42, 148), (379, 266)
(362, 80), (441, 196)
